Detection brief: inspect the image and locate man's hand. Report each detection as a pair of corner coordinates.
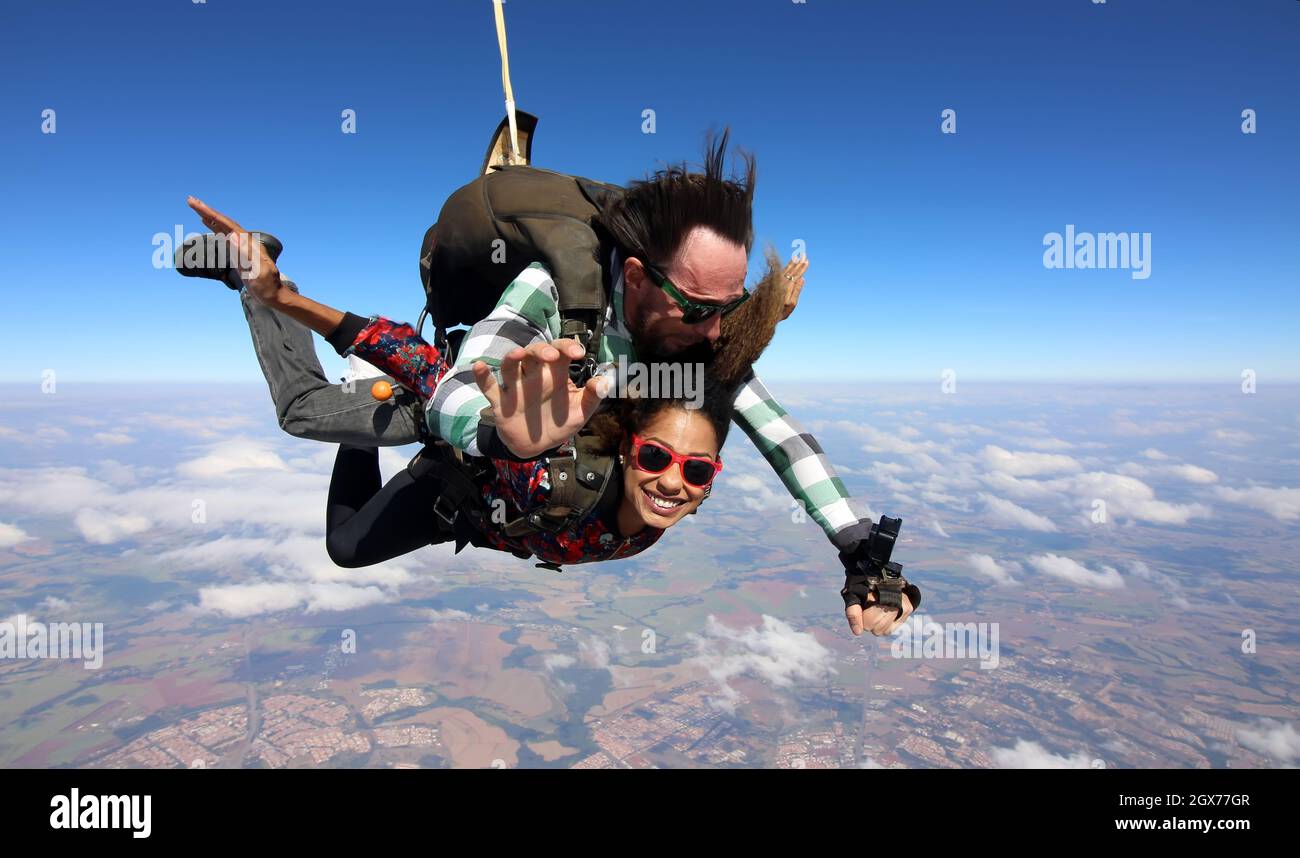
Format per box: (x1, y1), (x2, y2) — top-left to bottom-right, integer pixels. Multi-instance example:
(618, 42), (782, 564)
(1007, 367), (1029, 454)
(186, 196), (283, 306)
(471, 338), (608, 458)
(780, 256), (808, 321)
(845, 589), (914, 637)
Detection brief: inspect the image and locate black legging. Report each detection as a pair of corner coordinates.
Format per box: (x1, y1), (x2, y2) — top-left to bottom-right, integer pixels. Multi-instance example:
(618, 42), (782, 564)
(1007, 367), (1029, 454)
(325, 445), (446, 568)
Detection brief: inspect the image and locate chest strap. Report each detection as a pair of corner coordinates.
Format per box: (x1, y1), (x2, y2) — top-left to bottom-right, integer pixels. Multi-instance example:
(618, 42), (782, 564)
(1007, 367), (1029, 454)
(500, 435), (616, 539)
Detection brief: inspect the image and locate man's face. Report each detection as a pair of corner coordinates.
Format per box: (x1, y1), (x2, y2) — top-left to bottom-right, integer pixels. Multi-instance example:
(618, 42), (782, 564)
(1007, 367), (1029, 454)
(623, 226), (748, 359)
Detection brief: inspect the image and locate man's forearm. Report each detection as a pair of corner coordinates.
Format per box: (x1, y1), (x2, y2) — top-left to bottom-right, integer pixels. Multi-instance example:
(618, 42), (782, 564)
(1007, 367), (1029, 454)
(731, 370), (876, 553)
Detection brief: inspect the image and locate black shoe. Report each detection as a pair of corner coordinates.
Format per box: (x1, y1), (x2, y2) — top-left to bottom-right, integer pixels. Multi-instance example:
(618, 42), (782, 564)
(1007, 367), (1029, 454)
(175, 232), (283, 291)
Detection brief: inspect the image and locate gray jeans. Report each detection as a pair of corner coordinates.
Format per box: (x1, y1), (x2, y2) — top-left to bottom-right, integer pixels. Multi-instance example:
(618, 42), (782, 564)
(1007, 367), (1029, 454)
(240, 284), (422, 446)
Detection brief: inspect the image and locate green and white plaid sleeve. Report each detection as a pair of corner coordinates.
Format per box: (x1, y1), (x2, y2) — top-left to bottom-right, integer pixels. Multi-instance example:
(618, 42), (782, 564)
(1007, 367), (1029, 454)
(428, 262), (563, 457)
(730, 371), (875, 553)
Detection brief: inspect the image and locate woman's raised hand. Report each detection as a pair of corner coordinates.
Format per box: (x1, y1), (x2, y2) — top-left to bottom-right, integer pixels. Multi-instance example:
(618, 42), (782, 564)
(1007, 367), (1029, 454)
(186, 196), (283, 306)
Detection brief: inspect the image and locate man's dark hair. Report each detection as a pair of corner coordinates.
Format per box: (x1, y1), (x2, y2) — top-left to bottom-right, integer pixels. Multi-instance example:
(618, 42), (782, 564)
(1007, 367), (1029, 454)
(597, 127), (756, 268)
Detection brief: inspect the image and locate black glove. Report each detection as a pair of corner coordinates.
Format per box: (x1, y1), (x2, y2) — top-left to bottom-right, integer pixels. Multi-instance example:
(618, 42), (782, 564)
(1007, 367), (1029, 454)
(840, 563), (921, 615)
(837, 515), (921, 617)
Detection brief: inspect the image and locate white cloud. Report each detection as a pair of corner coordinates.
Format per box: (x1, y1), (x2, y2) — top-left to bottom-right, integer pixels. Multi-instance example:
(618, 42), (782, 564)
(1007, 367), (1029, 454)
(543, 654), (576, 672)
(0, 454), (332, 542)
(977, 471), (1064, 503)
(920, 489), (969, 510)
(688, 615), (835, 713)
(992, 739), (1096, 769)
(966, 553), (1021, 586)
(93, 460), (140, 486)
(929, 519), (950, 539)
(161, 532), (425, 619)
(193, 581), (388, 618)
(132, 413), (257, 439)
(420, 608), (470, 623)
(91, 432), (134, 446)
(979, 493), (1058, 532)
(836, 422), (948, 474)
(579, 636), (612, 670)
(1141, 448), (1169, 460)
(1070, 472), (1212, 525)
(176, 439), (291, 479)
(868, 463), (914, 493)
(932, 422), (984, 437)
(980, 445), (1082, 477)
(1115, 461), (1152, 478)
(73, 508), (151, 544)
(1026, 553), (1125, 590)
(1236, 720), (1300, 763)
(1110, 416), (1201, 436)
(1165, 464), (1218, 484)
(0, 467), (116, 516)
(0, 521), (32, 548)
(725, 473), (786, 514)
(196, 582), (310, 617)
(1008, 436), (1075, 452)
(159, 534), (416, 585)
(1214, 485), (1300, 522)
(1211, 428), (1254, 445)
(0, 424), (70, 446)
(1127, 560), (1190, 610)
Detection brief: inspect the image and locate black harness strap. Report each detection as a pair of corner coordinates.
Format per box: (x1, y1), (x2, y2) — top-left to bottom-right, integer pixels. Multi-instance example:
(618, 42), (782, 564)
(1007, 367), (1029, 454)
(406, 443), (490, 553)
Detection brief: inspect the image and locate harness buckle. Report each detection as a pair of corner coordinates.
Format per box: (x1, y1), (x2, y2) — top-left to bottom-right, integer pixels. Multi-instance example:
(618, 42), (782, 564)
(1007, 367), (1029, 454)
(432, 494), (459, 529)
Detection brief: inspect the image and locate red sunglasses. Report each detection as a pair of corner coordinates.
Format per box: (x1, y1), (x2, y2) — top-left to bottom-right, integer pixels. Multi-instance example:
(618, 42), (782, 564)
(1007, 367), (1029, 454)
(629, 433), (723, 488)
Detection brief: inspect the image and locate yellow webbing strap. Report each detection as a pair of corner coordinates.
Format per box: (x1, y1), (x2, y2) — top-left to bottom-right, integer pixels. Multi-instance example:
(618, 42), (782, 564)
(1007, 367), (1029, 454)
(492, 0), (521, 165)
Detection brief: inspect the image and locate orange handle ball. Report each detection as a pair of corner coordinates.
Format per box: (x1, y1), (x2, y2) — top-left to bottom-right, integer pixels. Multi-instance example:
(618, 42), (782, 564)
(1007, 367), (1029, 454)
(371, 380), (394, 401)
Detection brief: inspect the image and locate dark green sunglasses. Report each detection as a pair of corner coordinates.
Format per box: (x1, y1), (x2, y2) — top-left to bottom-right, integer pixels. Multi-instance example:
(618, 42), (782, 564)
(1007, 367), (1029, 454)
(640, 259), (750, 324)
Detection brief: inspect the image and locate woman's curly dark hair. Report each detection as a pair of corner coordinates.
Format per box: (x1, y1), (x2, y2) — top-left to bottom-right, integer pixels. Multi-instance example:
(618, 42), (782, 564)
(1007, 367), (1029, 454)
(711, 246), (789, 390)
(587, 369), (735, 458)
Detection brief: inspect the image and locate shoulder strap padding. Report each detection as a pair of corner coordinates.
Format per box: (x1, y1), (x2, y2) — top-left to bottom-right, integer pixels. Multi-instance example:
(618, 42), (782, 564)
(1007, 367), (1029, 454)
(500, 433), (617, 538)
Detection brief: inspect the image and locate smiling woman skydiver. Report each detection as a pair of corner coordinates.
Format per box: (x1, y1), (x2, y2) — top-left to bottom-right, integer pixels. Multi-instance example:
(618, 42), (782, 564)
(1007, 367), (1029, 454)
(322, 252), (792, 571)
(324, 369), (735, 570)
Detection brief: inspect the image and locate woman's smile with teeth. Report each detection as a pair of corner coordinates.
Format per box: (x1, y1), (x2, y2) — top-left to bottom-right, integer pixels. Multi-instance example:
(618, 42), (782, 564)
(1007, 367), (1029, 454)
(642, 487), (685, 511)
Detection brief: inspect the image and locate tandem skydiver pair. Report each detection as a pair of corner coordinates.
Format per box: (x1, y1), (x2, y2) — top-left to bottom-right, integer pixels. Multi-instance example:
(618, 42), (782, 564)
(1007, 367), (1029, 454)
(176, 120), (919, 637)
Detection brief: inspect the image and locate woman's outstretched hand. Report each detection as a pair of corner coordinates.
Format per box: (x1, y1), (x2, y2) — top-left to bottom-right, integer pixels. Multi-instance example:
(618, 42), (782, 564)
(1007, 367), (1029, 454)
(185, 196), (346, 338)
(186, 196), (283, 306)
(471, 339), (608, 459)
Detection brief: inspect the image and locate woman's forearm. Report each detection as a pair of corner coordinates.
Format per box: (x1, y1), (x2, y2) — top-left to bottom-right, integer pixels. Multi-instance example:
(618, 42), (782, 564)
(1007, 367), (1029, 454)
(267, 286), (346, 338)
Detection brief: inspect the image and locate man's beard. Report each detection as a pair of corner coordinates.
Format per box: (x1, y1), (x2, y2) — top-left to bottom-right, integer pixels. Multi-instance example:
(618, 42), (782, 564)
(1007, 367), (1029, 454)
(638, 337), (718, 366)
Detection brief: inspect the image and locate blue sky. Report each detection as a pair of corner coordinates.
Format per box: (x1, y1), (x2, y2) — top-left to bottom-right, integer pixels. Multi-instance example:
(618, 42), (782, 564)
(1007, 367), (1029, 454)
(3, 0), (1297, 383)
